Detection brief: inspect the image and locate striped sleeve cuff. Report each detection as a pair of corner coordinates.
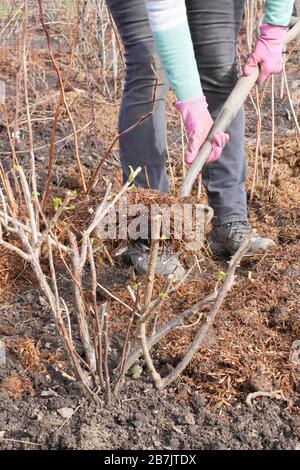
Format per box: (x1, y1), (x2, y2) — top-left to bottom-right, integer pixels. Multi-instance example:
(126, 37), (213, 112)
(145, 0), (203, 101)
(263, 0), (294, 27)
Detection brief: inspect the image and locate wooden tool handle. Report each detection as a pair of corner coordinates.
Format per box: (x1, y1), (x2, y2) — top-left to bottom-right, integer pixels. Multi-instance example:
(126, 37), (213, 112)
(180, 18), (300, 197)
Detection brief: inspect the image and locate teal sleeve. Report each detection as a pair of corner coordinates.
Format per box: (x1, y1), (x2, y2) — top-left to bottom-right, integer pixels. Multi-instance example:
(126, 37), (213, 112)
(153, 21), (203, 101)
(263, 0), (295, 26)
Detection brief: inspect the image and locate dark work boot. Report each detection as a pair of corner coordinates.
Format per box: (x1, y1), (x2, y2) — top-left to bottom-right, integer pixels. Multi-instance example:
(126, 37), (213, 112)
(125, 242), (186, 280)
(209, 221), (275, 256)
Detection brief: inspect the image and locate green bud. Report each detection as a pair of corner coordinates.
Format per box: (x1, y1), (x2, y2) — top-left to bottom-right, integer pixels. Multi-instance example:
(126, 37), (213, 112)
(131, 364), (143, 380)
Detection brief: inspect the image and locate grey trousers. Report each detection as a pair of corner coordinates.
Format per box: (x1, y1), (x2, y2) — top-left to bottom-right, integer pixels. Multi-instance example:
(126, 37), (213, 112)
(106, 0), (247, 225)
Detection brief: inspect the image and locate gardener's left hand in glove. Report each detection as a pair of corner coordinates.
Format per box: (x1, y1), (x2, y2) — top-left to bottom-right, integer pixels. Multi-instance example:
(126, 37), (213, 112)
(174, 96), (229, 165)
(243, 23), (288, 84)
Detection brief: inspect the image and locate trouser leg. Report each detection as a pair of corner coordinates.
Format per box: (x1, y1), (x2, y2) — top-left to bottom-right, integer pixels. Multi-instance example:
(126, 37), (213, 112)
(186, 0), (247, 225)
(105, 0), (169, 192)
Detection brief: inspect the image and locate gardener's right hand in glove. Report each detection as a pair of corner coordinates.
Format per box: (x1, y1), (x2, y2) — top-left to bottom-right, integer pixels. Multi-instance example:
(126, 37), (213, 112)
(243, 24), (288, 84)
(174, 96), (229, 165)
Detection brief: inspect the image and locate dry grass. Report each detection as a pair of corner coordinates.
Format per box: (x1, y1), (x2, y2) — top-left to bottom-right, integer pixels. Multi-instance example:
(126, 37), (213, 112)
(1, 375), (34, 400)
(103, 242), (299, 408)
(0, 248), (29, 301)
(5, 337), (61, 374)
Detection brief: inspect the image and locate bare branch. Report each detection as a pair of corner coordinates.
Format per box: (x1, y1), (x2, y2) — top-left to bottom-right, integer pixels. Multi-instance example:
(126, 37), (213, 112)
(159, 232), (254, 389)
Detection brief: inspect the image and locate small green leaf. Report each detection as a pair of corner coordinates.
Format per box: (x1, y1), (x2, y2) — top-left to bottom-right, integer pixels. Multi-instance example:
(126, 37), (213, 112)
(128, 165), (136, 182)
(31, 191), (40, 199)
(70, 190), (78, 198)
(12, 164), (20, 172)
(218, 270), (226, 281)
(129, 183), (136, 190)
(131, 364), (143, 380)
(53, 197), (63, 211)
(159, 292), (168, 300)
(160, 234), (168, 241)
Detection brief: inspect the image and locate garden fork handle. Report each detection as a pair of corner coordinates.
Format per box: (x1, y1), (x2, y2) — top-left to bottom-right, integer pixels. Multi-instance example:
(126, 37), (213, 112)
(180, 18), (300, 197)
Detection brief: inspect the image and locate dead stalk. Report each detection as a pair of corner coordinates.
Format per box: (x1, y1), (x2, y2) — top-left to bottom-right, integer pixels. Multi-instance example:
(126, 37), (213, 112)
(141, 214), (162, 318)
(68, 231), (96, 369)
(37, 0), (87, 193)
(266, 75), (275, 193)
(23, 1), (38, 201)
(138, 214), (163, 388)
(42, 0), (81, 208)
(101, 303), (111, 403)
(250, 87), (262, 202)
(87, 238), (105, 387)
(114, 284), (141, 394)
(283, 64), (300, 136)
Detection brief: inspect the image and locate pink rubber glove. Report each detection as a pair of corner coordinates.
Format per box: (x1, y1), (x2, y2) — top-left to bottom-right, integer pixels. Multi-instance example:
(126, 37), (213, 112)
(174, 96), (229, 165)
(244, 24), (288, 85)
